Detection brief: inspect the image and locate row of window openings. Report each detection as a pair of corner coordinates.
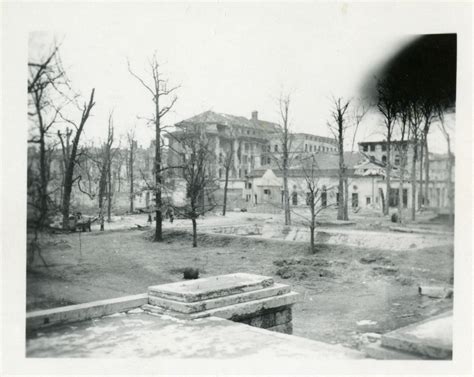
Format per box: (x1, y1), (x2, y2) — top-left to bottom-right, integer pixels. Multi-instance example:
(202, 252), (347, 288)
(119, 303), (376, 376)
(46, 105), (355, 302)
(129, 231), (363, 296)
(218, 168), (249, 179)
(260, 189), (361, 208)
(367, 154), (401, 165)
(272, 144), (336, 153)
(362, 144), (408, 152)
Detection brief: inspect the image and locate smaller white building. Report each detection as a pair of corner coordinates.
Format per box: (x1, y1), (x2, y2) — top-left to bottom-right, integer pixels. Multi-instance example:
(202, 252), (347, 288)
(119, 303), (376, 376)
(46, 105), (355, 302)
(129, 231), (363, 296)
(245, 152), (416, 212)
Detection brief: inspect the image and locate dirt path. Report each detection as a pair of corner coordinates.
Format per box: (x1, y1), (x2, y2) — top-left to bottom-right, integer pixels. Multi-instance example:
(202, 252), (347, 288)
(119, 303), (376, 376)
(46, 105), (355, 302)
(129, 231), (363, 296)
(27, 228), (453, 351)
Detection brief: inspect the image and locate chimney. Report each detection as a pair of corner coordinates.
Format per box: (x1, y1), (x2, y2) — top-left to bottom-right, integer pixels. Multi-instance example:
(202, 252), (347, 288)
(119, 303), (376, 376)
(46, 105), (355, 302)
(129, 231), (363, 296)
(251, 111), (258, 121)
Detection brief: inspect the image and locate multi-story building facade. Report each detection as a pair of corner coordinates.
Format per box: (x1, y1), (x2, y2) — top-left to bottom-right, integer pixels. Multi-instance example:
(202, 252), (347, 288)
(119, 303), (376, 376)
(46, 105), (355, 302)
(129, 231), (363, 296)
(167, 110), (340, 208)
(358, 140), (454, 211)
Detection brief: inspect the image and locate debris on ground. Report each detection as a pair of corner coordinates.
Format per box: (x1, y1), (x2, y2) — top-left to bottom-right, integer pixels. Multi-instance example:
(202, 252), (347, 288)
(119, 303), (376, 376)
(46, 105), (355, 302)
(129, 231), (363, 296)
(356, 320), (377, 326)
(372, 266), (399, 276)
(273, 257), (336, 280)
(359, 255), (393, 266)
(418, 286), (453, 299)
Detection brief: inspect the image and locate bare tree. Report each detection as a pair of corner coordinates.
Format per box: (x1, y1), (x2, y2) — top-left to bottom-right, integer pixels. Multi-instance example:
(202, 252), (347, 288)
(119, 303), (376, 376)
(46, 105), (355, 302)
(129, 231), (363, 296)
(292, 156), (336, 253)
(221, 134), (235, 216)
(173, 125), (217, 247)
(28, 45), (67, 235)
(419, 100), (437, 208)
(376, 78), (398, 216)
(437, 110), (454, 227)
(58, 88), (96, 229)
(128, 54), (179, 242)
(265, 94), (295, 224)
(126, 128), (137, 213)
(394, 102), (410, 223)
(350, 100), (370, 153)
(279, 94), (292, 225)
(327, 97), (351, 221)
(408, 102), (423, 221)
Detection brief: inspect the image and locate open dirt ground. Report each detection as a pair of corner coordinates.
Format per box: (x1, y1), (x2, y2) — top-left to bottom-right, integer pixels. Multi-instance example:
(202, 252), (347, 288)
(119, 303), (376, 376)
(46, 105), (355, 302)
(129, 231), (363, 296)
(27, 214), (454, 350)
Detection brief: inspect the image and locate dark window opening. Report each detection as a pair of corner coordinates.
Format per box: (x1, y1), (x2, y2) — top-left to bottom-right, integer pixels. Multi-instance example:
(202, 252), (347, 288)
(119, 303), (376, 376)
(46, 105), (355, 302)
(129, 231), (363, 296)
(292, 192), (298, 205)
(321, 191), (327, 208)
(352, 193), (359, 208)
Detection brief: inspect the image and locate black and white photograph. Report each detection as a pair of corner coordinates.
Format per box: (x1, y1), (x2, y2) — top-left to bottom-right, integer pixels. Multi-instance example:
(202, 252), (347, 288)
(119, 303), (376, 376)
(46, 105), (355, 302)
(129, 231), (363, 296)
(1, 1), (472, 375)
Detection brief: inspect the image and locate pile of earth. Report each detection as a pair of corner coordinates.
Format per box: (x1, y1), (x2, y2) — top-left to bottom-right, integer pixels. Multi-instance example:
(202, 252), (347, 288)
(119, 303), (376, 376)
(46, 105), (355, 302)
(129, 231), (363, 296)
(273, 257), (338, 280)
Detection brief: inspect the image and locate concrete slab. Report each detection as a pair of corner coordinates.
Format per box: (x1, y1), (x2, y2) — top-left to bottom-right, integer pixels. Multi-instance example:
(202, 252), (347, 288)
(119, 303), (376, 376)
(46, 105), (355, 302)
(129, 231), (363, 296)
(418, 285), (453, 299)
(143, 291), (299, 320)
(26, 311), (364, 359)
(148, 273), (274, 303)
(148, 283), (290, 314)
(381, 310), (452, 359)
(364, 341), (430, 360)
(26, 293), (148, 331)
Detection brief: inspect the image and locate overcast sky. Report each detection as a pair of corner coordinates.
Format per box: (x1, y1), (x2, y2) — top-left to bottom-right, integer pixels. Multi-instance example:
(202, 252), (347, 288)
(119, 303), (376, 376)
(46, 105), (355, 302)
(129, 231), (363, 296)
(27, 2), (460, 152)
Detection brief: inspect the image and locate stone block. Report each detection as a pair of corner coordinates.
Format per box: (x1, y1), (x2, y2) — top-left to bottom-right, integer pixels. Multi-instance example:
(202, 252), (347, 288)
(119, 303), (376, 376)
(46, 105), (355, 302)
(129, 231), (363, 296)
(274, 307), (292, 326)
(234, 306), (291, 329)
(148, 273), (274, 303)
(364, 341), (428, 360)
(267, 322), (293, 334)
(418, 286), (453, 299)
(148, 283), (290, 314)
(143, 291), (299, 321)
(381, 310), (452, 359)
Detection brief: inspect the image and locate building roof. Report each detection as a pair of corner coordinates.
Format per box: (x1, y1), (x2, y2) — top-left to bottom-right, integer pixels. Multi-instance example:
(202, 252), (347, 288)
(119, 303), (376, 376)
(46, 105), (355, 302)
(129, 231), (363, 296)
(249, 152), (369, 179)
(358, 140), (412, 145)
(292, 132), (337, 145)
(176, 110), (279, 133)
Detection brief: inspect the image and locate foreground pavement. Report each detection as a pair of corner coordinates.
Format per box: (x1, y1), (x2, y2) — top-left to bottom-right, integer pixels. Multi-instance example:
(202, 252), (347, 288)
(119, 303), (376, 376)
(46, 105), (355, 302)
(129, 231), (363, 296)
(27, 310), (364, 359)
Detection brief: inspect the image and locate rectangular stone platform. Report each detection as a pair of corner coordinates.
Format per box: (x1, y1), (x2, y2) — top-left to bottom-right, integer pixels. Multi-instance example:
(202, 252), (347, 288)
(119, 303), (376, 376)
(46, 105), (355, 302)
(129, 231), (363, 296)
(148, 282), (290, 314)
(148, 272), (274, 303)
(145, 273), (298, 334)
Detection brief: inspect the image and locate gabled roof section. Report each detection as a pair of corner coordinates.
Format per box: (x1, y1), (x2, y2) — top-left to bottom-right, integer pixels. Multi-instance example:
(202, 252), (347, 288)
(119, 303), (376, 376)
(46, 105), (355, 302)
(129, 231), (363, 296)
(176, 110), (279, 133)
(249, 152), (370, 179)
(293, 152), (367, 170)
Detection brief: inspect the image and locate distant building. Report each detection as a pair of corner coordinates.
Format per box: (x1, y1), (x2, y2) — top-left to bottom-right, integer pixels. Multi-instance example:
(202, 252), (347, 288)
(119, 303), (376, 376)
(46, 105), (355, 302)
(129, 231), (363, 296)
(167, 110), (338, 209)
(246, 152), (393, 211)
(358, 140), (454, 211)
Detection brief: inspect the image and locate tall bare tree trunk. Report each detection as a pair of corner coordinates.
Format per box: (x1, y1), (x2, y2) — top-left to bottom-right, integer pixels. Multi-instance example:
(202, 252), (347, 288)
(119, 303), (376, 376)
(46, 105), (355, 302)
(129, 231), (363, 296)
(192, 218), (197, 247)
(107, 159), (112, 222)
(337, 137), (345, 221)
(398, 152), (406, 223)
(282, 126), (291, 225)
(128, 57), (178, 243)
(61, 89), (95, 229)
(343, 176), (349, 220)
(222, 166), (230, 216)
(129, 151), (134, 213)
(418, 135), (424, 209)
(310, 197), (315, 253)
(155, 100), (163, 242)
(446, 135), (454, 227)
(283, 165), (291, 225)
(38, 127), (48, 228)
(411, 142), (418, 221)
(424, 137), (430, 208)
(385, 137), (392, 216)
(222, 141), (234, 216)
